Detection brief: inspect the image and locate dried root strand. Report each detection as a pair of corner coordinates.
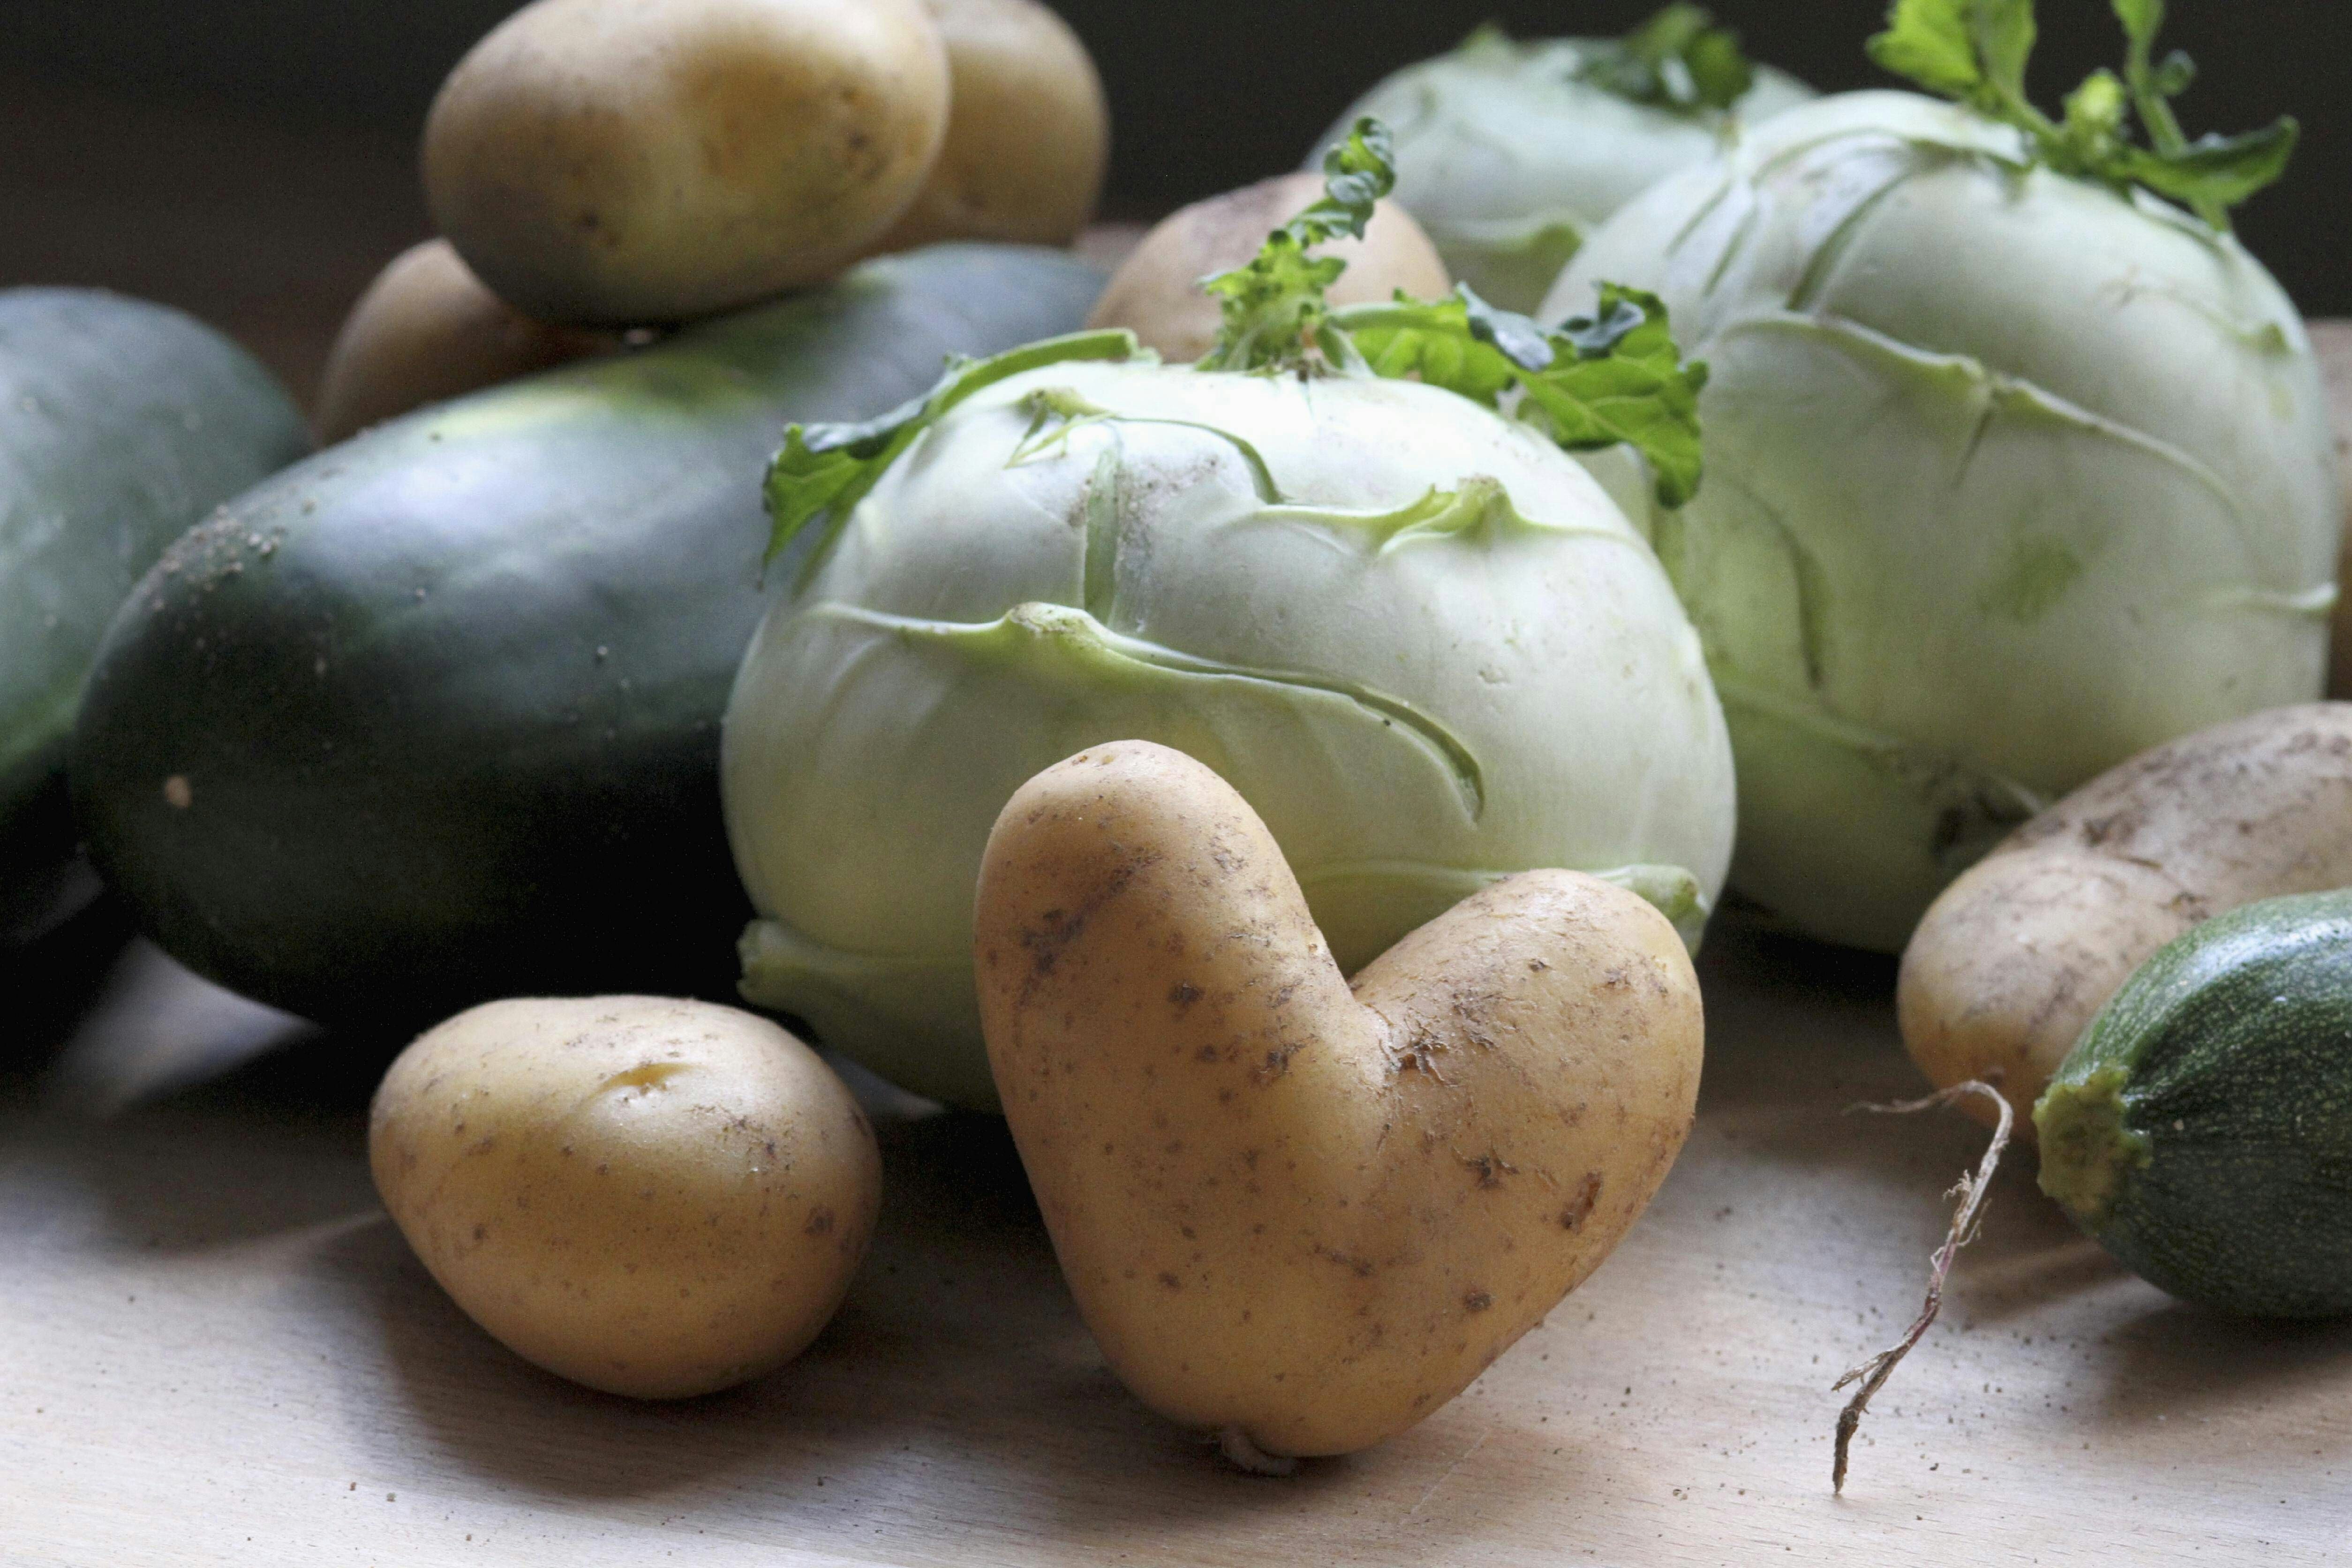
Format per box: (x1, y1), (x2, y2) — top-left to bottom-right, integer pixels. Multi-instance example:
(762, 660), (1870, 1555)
(1830, 1079), (2014, 1495)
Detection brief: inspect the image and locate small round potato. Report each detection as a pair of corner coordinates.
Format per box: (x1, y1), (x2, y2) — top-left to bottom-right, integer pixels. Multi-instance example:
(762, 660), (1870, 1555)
(867, 0), (1109, 252)
(1085, 172), (1451, 363)
(1901, 703), (2352, 1131)
(423, 0), (951, 325)
(2312, 321), (2352, 697)
(315, 240), (617, 444)
(369, 996), (882, 1399)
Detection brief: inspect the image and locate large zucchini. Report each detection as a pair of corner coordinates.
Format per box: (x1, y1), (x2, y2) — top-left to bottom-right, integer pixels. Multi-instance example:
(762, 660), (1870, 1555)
(2036, 890), (2352, 1318)
(2, 289), (308, 942)
(73, 244), (1103, 1027)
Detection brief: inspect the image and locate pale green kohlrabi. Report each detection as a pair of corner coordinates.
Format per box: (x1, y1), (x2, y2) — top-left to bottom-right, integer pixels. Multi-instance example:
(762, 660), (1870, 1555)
(719, 124), (1733, 1107)
(1545, 77), (2338, 952)
(1309, 10), (1814, 313)
(723, 360), (1734, 1106)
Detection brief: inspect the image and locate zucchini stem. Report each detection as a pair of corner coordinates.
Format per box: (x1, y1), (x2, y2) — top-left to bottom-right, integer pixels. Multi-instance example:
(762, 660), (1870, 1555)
(1830, 1080), (2014, 1495)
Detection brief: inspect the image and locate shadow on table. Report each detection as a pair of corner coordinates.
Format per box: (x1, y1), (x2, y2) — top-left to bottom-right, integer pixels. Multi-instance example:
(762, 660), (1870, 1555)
(1, 895), (136, 1086)
(2080, 1297), (2352, 1429)
(300, 1108), (1082, 1503)
(297, 1104), (1555, 1547)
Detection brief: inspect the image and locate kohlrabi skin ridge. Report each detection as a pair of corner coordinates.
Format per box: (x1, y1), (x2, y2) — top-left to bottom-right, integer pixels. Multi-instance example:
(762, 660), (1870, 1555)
(1545, 1), (2338, 955)
(722, 123), (1735, 1108)
(1308, 9), (1814, 312)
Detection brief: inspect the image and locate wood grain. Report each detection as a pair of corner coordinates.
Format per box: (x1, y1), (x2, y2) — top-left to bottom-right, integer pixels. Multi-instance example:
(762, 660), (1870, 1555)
(4, 930), (2346, 1566)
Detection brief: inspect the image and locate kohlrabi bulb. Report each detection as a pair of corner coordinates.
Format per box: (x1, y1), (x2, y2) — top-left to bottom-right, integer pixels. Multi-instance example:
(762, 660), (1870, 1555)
(1309, 27), (1814, 313)
(722, 360), (1736, 1107)
(1547, 90), (2341, 952)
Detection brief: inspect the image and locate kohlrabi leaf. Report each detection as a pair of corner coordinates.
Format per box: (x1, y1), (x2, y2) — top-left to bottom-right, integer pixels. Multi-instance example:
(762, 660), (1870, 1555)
(1199, 126), (1708, 507)
(1865, 0), (1991, 106)
(1578, 5), (1757, 115)
(2117, 122), (2300, 220)
(1338, 284), (1710, 509)
(1195, 118), (1395, 373)
(1865, 0), (2295, 227)
(779, 121), (1707, 556)
(765, 330), (1141, 566)
(2111, 0), (2297, 227)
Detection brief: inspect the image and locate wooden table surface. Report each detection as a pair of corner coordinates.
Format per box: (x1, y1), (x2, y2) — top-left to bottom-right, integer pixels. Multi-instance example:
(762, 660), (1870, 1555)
(5, 921), (2347, 1568)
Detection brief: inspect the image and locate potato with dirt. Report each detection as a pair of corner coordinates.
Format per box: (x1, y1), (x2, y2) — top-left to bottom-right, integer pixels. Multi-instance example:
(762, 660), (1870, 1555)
(423, 0), (950, 325)
(1900, 703), (2352, 1131)
(1085, 172), (1450, 363)
(369, 996), (881, 1398)
(867, 0), (1109, 252)
(974, 741), (1702, 1465)
(314, 240), (618, 444)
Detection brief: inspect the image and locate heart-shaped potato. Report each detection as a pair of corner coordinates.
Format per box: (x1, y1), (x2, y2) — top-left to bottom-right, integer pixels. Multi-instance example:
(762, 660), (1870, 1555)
(975, 741), (1703, 1462)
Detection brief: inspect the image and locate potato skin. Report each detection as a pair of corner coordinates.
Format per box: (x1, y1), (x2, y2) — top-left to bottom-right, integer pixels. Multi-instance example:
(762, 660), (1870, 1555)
(423, 0), (950, 325)
(2313, 322), (2352, 699)
(315, 240), (616, 445)
(369, 996), (881, 1399)
(975, 741), (1701, 1458)
(1900, 703), (2352, 1131)
(1084, 173), (1451, 363)
(867, 0), (1108, 252)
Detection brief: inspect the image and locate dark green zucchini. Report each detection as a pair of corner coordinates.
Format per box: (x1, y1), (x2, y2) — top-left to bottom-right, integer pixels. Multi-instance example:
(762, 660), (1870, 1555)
(2036, 890), (2352, 1317)
(73, 243), (1103, 1029)
(2, 289), (308, 942)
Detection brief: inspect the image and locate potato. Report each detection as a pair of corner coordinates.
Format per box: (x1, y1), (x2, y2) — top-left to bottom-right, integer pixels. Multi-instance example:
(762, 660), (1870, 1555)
(867, 0), (1109, 252)
(423, 0), (950, 325)
(1900, 703), (2352, 1132)
(974, 741), (1701, 1463)
(1084, 173), (1451, 364)
(369, 996), (881, 1398)
(314, 240), (618, 445)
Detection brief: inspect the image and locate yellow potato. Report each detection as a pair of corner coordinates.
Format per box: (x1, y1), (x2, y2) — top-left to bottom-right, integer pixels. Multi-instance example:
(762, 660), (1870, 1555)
(369, 996), (881, 1398)
(867, 0), (1109, 251)
(314, 240), (617, 445)
(1900, 703), (2352, 1131)
(975, 741), (1701, 1463)
(1085, 173), (1451, 363)
(423, 0), (950, 325)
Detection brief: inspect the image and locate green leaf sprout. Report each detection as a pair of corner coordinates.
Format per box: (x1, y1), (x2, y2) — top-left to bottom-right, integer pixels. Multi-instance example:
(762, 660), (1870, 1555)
(763, 330), (1140, 566)
(1575, 5), (1757, 115)
(1337, 285), (1708, 510)
(1866, 0), (2296, 228)
(1193, 118), (1397, 374)
(764, 116), (1711, 567)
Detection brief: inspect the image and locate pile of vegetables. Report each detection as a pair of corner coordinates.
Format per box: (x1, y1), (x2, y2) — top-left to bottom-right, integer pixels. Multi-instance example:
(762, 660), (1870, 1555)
(69, 0), (1112, 1029)
(723, 121), (1730, 1107)
(9, 0), (2352, 1508)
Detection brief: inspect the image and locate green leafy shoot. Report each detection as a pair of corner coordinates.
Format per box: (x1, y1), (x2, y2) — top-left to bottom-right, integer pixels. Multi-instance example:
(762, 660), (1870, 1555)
(1194, 118), (1395, 374)
(1194, 120), (1707, 506)
(764, 120), (1708, 571)
(1865, 0), (2296, 228)
(764, 330), (1141, 567)
(1336, 284), (1710, 510)
(1576, 5), (1756, 115)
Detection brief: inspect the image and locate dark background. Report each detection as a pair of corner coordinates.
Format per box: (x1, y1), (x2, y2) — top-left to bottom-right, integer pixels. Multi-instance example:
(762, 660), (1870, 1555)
(7, 0), (2344, 400)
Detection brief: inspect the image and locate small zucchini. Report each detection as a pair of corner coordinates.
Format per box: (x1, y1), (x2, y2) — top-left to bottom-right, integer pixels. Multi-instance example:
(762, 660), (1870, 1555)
(2036, 891), (2352, 1318)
